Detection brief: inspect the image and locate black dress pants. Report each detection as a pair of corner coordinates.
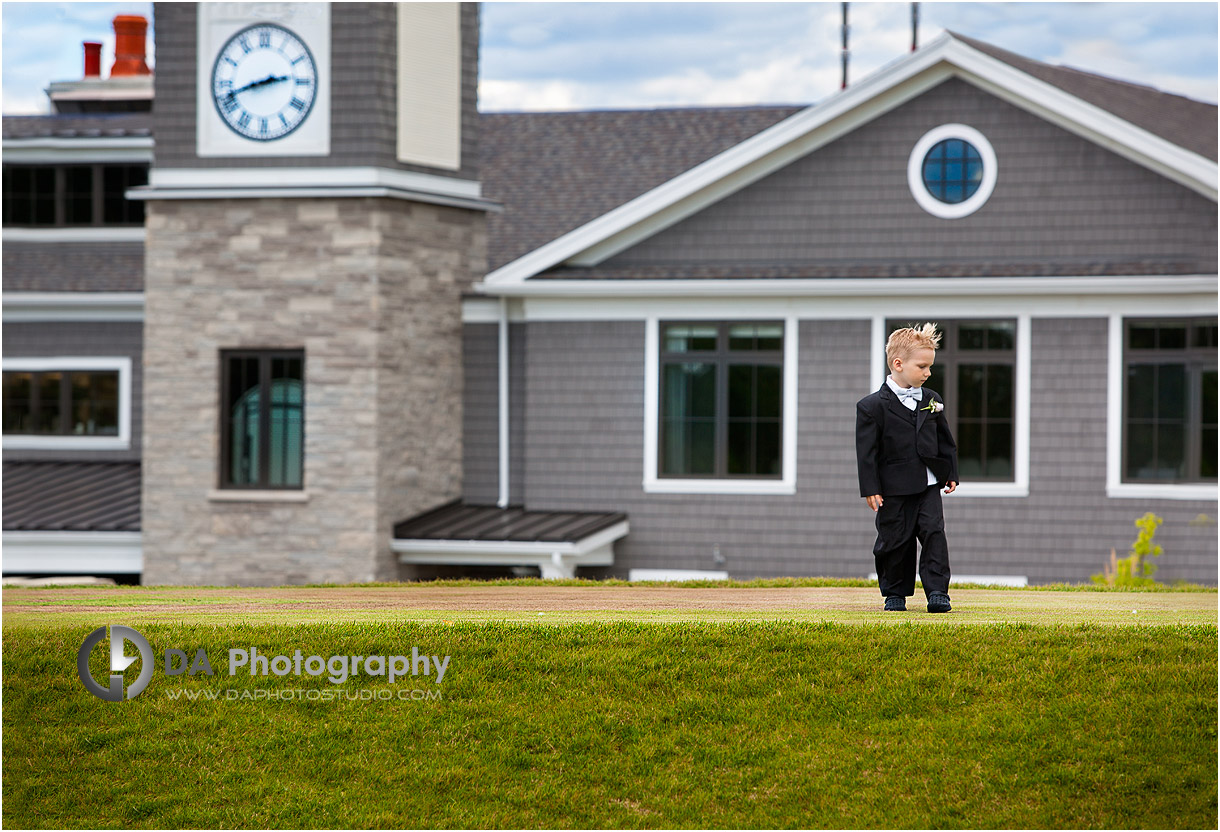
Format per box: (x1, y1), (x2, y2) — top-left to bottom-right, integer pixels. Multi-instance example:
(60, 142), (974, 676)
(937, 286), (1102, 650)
(873, 484), (951, 598)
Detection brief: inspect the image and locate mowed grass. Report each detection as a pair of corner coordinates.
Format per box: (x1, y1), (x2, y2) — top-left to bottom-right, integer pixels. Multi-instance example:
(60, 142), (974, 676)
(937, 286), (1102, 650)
(3, 617), (1216, 829)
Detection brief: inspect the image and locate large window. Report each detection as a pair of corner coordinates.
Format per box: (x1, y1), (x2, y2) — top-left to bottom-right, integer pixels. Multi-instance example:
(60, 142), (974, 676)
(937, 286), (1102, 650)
(659, 322), (783, 478)
(1123, 318), (1217, 483)
(220, 351), (305, 489)
(886, 319), (1016, 481)
(2, 369), (120, 436)
(2, 164), (148, 226)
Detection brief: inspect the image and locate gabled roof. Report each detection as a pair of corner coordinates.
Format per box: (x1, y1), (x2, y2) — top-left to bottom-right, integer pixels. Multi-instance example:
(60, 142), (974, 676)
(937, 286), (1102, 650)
(951, 32), (1216, 161)
(481, 31), (1218, 290)
(481, 106), (801, 270)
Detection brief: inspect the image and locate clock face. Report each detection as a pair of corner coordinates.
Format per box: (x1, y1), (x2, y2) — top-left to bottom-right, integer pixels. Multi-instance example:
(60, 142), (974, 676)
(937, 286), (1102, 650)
(211, 24), (318, 141)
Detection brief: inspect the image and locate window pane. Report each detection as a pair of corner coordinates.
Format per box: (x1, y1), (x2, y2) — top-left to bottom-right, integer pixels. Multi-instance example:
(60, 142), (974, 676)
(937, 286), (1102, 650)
(986, 322), (1015, 351)
(957, 365), (985, 419)
(756, 365), (781, 419)
(727, 421), (752, 475)
(103, 165), (147, 224)
(986, 420), (1013, 478)
(227, 357), (261, 485)
(1157, 364), (1187, 420)
(1193, 324), (1218, 348)
(663, 325), (717, 353)
(957, 421), (984, 478)
(64, 166), (93, 225)
(268, 378), (303, 487)
(986, 364), (1013, 417)
(1129, 324), (1157, 350)
(2, 372), (32, 433)
(663, 363), (715, 420)
(1126, 422), (1155, 479)
(1202, 370), (1217, 479)
(70, 372), (93, 435)
(38, 372), (62, 434)
(755, 421), (781, 475)
(1157, 424), (1186, 478)
(729, 323), (782, 352)
(958, 325), (986, 351)
(1158, 324), (1187, 350)
(728, 365), (754, 418)
(1126, 365), (1156, 419)
(662, 420), (715, 475)
(926, 362), (945, 398)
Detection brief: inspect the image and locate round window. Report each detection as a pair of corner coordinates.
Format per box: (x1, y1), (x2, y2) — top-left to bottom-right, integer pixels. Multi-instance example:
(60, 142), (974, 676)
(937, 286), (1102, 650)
(907, 124), (997, 219)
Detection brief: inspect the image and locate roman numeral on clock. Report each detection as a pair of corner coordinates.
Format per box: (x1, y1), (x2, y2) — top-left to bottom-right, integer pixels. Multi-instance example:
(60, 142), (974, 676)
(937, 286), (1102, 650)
(289, 97), (307, 111)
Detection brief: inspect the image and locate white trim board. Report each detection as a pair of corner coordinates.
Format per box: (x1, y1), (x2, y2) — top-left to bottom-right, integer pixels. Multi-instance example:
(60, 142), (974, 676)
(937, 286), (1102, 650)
(3, 228), (146, 244)
(2, 356), (133, 451)
(1, 137), (153, 164)
(1105, 314), (1218, 502)
(3, 292), (144, 323)
(643, 315), (799, 496)
(3, 532), (143, 575)
(482, 32), (1217, 288)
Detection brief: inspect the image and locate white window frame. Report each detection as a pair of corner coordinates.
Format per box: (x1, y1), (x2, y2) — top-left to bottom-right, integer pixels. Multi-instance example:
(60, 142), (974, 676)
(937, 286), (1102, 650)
(870, 314), (1031, 497)
(907, 123), (998, 219)
(644, 315), (798, 495)
(1106, 314), (1217, 500)
(2, 356), (133, 450)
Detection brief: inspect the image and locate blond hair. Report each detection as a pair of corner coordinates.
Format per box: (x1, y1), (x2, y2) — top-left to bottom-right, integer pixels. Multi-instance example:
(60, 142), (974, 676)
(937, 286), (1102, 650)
(886, 323), (941, 371)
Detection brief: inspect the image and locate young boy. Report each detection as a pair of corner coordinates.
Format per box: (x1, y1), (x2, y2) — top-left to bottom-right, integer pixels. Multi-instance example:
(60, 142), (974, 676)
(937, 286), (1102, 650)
(855, 323), (959, 613)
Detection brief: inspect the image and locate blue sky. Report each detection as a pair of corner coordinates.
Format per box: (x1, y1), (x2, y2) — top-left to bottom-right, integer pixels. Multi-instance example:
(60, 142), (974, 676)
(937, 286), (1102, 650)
(2, 2), (1216, 115)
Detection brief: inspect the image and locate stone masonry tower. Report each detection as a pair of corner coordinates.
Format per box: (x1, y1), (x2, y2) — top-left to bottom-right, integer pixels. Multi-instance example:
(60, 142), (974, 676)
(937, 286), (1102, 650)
(139, 3), (488, 584)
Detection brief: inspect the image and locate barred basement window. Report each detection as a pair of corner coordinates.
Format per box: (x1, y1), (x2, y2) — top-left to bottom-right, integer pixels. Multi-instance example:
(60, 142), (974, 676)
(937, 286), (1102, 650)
(2, 369), (120, 436)
(1123, 318), (1217, 483)
(885, 319), (1016, 481)
(660, 321), (783, 478)
(220, 350), (305, 489)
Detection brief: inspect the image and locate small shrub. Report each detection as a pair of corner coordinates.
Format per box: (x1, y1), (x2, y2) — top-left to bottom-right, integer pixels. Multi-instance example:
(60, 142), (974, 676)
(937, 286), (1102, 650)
(1093, 512), (1165, 587)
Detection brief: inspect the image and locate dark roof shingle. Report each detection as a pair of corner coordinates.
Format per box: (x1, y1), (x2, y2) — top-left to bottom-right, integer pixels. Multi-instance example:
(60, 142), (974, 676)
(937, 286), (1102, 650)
(2, 242), (145, 292)
(3, 461), (141, 532)
(394, 500), (626, 543)
(2, 112), (153, 139)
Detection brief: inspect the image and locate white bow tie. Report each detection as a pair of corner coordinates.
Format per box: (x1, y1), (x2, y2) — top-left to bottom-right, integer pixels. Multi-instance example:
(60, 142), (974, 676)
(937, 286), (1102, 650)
(895, 386), (923, 402)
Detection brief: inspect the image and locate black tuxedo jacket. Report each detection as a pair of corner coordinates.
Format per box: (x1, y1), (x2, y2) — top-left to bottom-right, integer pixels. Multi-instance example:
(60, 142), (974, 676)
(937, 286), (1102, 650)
(856, 384), (959, 497)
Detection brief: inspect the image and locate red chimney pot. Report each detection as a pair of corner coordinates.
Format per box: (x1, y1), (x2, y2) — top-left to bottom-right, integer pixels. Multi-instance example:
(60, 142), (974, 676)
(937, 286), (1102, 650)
(83, 41), (102, 78)
(110, 15), (150, 77)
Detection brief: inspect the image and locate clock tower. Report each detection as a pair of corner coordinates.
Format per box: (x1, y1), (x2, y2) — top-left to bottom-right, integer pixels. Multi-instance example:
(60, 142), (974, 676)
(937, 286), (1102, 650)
(138, 3), (490, 585)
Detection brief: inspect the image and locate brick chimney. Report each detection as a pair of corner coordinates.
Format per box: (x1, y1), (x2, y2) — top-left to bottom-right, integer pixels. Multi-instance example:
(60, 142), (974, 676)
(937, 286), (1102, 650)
(110, 15), (150, 77)
(83, 41), (102, 78)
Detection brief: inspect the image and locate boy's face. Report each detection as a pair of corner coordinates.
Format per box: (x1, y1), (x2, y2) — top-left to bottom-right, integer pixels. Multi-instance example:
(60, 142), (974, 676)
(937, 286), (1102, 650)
(891, 347), (935, 389)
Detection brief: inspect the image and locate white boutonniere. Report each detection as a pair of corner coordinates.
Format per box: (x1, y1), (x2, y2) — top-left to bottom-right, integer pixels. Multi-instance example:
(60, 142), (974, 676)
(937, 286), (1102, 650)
(921, 399), (944, 414)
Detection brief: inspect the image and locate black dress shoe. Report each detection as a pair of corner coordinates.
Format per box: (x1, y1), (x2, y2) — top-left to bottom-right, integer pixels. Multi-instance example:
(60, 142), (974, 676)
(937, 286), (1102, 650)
(884, 595), (906, 611)
(927, 593), (952, 613)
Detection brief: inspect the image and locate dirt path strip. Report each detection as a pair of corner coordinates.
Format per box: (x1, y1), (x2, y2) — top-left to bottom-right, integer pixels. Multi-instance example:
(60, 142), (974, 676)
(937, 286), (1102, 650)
(3, 586), (1215, 627)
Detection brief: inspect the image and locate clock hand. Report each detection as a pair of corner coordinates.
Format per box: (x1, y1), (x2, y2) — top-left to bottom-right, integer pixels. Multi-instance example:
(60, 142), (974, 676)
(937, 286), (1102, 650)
(230, 74), (289, 96)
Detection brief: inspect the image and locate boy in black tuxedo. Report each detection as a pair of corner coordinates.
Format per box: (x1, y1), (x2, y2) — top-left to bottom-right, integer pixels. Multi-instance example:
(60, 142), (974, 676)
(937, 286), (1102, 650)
(856, 323), (959, 613)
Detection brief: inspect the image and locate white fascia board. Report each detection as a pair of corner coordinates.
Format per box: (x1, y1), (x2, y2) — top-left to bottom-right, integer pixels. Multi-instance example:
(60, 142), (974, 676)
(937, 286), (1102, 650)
(943, 40), (1217, 201)
(2, 532), (143, 575)
(4, 292), (144, 323)
(2, 137), (153, 164)
(147, 166), (483, 198)
(476, 275), (1218, 300)
(484, 41), (958, 287)
(3, 227), (145, 243)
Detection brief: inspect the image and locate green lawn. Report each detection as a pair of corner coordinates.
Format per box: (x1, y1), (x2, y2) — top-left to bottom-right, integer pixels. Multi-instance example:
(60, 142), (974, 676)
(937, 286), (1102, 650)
(3, 595), (1217, 828)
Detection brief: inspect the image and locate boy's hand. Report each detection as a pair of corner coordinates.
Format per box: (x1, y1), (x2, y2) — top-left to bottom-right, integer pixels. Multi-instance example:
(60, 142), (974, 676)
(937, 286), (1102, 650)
(944, 481), (958, 494)
(865, 495), (884, 512)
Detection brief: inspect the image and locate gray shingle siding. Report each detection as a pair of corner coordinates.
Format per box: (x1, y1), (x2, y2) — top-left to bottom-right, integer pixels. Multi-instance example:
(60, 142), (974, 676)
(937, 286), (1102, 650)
(3, 243), (144, 292)
(505, 318), (1216, 584)
(600, 79), (1217, 276)
(151, 2), (479, 180)
(2, 321), (143, 463)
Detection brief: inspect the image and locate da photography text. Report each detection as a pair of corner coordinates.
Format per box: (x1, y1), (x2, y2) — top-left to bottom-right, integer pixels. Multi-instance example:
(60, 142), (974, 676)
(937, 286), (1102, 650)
(77, 624), (451, 702)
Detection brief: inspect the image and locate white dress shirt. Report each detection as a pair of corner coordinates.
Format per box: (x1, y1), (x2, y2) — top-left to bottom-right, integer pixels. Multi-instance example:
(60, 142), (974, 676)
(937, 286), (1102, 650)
(886, 375), (938, 487)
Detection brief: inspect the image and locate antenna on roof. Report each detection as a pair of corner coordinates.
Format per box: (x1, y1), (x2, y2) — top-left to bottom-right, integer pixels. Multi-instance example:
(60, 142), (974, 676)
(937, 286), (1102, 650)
(841, 2), (850, 89)
(911, 2), (919, 51)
